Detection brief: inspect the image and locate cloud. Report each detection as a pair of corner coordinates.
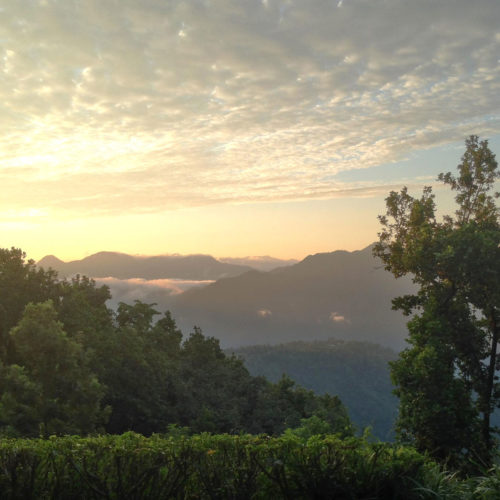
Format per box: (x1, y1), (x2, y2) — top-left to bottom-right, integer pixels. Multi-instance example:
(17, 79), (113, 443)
(330, 312), (350, 324)
(257, 309), (272, 318)
(0, 0), (499, 218)
(94, 277), (213, 310)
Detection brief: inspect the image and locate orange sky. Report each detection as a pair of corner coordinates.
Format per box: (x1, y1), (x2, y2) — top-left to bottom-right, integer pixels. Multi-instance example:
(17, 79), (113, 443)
(6, 196), (383, 261)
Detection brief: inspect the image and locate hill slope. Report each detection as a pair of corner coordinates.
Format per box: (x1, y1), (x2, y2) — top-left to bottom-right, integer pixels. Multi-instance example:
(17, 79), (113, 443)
(230, 339), (398, 439)
(172, 245), (415, 350)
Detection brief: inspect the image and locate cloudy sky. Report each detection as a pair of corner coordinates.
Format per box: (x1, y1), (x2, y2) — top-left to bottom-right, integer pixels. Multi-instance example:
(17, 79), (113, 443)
(1, 0), (499, 260)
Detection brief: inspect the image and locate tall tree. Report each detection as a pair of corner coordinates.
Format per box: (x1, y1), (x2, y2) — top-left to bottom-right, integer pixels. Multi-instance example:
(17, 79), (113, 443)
(374, 136), (500, 465)
(0, 248), (59, 361)
(102, 301), (185, 435)
(2, 301), (107, 436)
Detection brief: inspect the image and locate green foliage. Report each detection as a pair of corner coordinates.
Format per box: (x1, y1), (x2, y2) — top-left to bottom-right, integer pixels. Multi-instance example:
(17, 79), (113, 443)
(2, 301), (107, 437)
(232, 339), (398, 439)
(374, 135), (500, 467)
(249, 374), (353, 437)
(88, 298), (355, 437)
(56, 274), (113, 350)
(0, 248), (60, 361)
(0, 251), (353, 438)
(0, 362), (41, 437)
(390, 298), (480, 463)
(0, 433), (443, 499)
(283, 415), (336, 440)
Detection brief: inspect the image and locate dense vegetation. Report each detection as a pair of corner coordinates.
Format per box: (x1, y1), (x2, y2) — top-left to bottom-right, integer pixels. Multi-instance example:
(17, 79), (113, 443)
(0, 248), (352, 438)
(2, 432), (500, 499)
(231, 339), (398, 440)
(375, 135), (500, 468)
(0, 432), (489, 500)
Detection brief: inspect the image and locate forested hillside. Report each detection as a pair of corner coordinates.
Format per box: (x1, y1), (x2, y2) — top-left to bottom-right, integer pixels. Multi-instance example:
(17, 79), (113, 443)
(232, 339), (398, 439)
(0, 247), (352, 438)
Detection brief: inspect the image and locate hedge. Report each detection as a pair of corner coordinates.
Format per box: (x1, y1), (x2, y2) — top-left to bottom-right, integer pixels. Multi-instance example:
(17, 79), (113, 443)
(0, 432), (443, 499)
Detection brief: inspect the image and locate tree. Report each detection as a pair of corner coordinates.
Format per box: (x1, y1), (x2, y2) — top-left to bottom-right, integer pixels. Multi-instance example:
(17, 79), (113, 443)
(56, 275), (113, 344)
(0, 362), (42, 437)
(248, 374), (353, 436)
(0, 248), (60, 361)
(178, 327), (260, 433)
(102, 301), (185, 435)
(374, 135), (500, 466)
(0, 249), (354, 438)
(3, 300), (107, 437)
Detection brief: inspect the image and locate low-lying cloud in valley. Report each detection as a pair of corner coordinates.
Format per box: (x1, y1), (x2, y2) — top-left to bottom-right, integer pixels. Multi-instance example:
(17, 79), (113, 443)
(329, 312), (350, 324)
(95, 277), (214, 311)
(257, 309), (273, 318)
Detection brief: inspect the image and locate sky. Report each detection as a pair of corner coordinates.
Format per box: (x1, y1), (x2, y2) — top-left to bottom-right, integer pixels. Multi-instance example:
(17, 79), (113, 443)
(1, 0), (499, 261)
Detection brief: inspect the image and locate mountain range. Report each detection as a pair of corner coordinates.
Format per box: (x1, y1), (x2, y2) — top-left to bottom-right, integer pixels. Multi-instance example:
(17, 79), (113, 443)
(38, 245), (415, 350)
(171, 245), (415, 350)
(218, 256), (299, 272)
(38, 252), (256, 280)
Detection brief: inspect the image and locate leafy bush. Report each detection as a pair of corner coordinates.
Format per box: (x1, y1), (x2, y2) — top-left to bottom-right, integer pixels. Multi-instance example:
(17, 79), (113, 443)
(0, 433), (447, 499)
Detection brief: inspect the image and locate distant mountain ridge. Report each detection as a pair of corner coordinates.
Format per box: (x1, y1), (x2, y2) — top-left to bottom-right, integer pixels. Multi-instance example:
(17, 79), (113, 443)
(37, 251), (256, 281)
(219, 256), (299, 272)
(171, 244), (415, 350)
(38, 245), (416, 351)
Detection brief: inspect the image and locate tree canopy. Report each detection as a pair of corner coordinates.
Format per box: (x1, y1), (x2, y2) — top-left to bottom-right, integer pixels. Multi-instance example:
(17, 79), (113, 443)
(374, 135), (500, 467)
(0, 248), (352, 438)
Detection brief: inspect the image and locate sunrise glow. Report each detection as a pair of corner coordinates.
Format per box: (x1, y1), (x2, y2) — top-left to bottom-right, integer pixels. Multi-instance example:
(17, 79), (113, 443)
(1, 0), (499, 260)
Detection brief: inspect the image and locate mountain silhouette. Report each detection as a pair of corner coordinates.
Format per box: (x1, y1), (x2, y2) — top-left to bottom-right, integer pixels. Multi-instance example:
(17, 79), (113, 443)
(219, 256), (299, 272)
(38, 245), (415, 350)
(171, 244), (415, 350)
(37, 251), (255, 280)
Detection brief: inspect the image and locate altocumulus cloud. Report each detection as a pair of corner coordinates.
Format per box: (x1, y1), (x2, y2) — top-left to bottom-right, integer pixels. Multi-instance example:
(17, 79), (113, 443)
(0, 0), (499, 218)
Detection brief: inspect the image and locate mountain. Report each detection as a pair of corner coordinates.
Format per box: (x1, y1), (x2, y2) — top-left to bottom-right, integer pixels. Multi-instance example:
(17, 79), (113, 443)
(171, 245), (415, 350)
(219, 256), (299, 272)
(38, 245), (416, 350)
(230, 339), (398, 440)
(37, 251), (254, 281)
(37, 255), (65, 268)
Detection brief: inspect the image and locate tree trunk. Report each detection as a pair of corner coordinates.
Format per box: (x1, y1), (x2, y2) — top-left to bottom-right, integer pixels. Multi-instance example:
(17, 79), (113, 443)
(482, 309), (499, 462)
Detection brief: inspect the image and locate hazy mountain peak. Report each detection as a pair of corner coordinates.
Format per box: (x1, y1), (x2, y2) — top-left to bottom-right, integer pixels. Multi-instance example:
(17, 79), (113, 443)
(37, 251), (254, 281)
(219, 256), (299, 272)
(37, 255), (64, 267)
(78, 251), (132, 261)
(173, 244), (415, 351)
